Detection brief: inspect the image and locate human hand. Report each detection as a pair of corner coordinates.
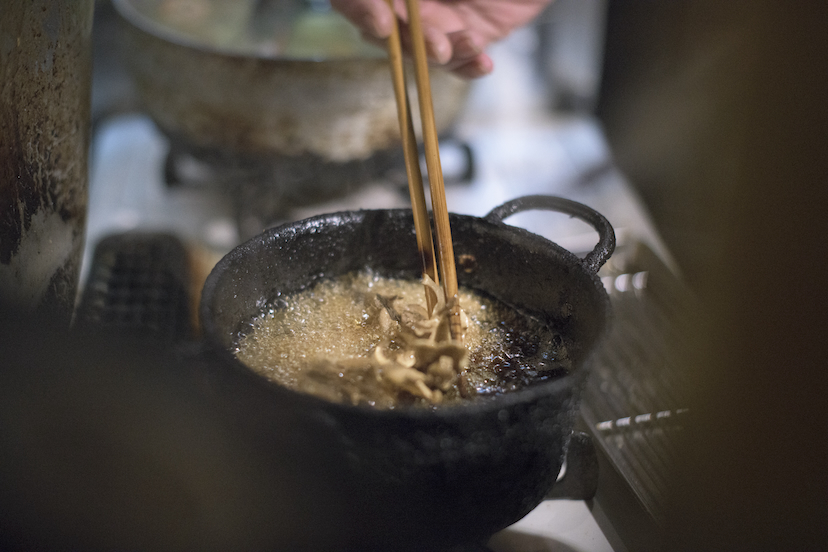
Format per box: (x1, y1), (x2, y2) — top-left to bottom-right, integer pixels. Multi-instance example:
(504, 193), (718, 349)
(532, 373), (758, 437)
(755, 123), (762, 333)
(330, 0), (553, 78)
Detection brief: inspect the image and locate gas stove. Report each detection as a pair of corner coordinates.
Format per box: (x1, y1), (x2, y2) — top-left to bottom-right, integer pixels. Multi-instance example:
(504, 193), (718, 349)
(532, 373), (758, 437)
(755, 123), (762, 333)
(82, 29), (681, 552)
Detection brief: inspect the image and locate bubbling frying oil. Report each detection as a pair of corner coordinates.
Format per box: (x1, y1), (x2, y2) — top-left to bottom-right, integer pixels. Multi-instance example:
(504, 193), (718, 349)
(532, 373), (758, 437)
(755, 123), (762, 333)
(234, 270), (571, 408)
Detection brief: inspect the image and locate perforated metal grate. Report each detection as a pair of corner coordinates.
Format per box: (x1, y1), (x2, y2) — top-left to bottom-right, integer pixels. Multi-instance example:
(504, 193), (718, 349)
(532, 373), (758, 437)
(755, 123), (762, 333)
(76, 233), (194, 341)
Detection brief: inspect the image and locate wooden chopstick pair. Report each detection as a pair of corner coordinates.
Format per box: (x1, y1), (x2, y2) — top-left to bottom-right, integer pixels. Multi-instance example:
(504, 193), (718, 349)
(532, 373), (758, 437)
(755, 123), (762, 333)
(384, 0), (462, 341)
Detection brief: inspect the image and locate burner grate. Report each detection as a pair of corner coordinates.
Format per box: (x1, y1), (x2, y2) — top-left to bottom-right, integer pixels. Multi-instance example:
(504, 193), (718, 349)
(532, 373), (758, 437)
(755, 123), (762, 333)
(76, 233), (195, 341)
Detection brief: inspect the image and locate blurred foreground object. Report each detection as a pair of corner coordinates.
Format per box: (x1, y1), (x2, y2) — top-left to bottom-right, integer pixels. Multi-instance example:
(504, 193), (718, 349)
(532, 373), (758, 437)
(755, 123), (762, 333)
(0, 0), (95, 325)
(597, 1), (828, 549)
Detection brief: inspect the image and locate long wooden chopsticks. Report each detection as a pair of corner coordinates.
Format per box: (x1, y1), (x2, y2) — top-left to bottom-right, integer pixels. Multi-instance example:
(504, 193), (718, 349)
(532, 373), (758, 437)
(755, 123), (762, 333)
(384, 0), (463, 341)
(383, 0), (439, 315)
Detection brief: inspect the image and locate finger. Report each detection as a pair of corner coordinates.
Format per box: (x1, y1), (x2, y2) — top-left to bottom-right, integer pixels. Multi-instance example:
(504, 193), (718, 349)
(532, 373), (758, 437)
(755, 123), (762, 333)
(398, 21), (452, 65)
(422, 24), (453, 65)
(450, 54), (494, 79)
(330, 0), (395, 39)
(445, 30), (484, 66)
(443, 31), (492, 78)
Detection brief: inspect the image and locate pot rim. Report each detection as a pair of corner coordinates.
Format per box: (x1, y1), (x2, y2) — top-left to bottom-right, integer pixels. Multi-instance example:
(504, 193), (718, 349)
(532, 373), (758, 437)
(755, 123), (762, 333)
(113, 0), (387, 65)
(201, 205), (611, 420)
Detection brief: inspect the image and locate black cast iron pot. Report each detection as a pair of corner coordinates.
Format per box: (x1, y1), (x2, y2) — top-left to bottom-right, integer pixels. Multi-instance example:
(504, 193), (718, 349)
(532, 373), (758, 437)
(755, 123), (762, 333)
(199, 195), (614, 552)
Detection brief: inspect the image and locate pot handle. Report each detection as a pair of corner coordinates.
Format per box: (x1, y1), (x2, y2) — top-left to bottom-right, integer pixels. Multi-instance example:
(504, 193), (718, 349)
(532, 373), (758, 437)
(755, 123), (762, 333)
(483, 195), (616, 274)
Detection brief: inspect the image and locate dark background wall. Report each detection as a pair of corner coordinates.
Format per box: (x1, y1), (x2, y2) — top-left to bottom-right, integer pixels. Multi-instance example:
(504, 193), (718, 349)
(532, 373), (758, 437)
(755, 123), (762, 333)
(597, 1), (827, 549)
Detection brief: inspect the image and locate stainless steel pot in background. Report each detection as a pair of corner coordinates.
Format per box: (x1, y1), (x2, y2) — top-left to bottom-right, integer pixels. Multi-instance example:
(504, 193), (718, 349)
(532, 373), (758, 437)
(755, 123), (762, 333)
(113, 0), (470, 163)
(0, 0), (95, 325)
